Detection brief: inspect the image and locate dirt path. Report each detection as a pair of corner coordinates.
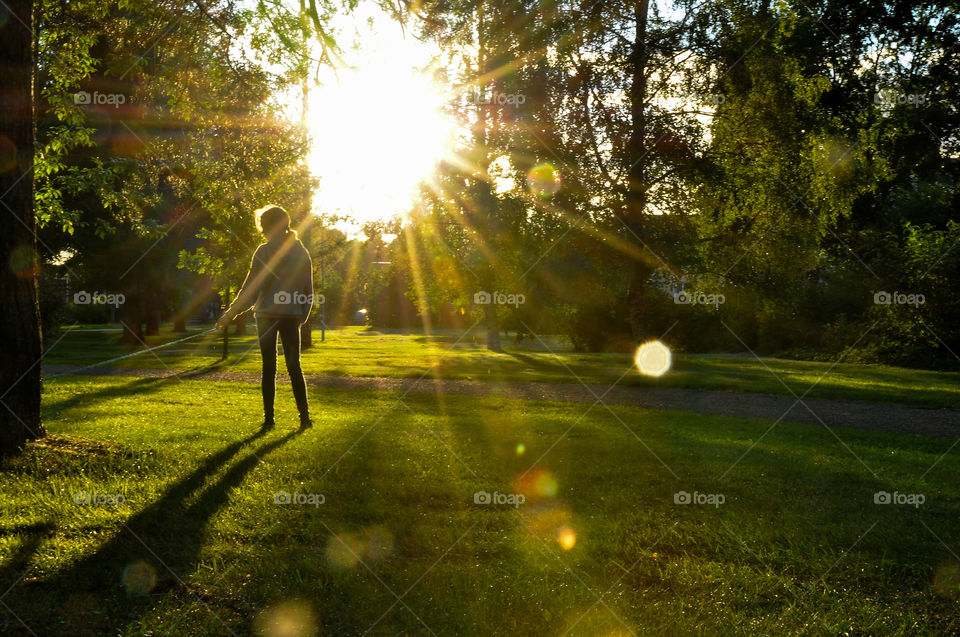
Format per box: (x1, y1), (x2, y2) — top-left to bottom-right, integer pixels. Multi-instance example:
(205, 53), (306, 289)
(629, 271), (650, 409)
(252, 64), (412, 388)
(43, 364), (960, 438)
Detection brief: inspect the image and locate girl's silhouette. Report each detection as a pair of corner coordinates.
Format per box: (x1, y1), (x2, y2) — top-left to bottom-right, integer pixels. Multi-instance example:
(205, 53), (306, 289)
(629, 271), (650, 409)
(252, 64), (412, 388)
(218, 205), (313, 429)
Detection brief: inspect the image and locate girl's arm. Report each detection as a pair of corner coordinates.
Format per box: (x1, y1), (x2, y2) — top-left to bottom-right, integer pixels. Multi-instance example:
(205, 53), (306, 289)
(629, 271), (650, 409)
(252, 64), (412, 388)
(218, 248), (264, 327)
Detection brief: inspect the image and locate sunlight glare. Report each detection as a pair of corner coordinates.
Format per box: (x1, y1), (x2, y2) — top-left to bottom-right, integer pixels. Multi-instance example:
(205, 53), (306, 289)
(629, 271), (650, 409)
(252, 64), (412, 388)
(307, 33), (456, 224)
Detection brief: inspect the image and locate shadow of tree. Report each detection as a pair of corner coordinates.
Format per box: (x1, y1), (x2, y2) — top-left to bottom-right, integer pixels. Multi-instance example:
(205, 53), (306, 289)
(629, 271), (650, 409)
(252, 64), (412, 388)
(43, 375), (172, 419)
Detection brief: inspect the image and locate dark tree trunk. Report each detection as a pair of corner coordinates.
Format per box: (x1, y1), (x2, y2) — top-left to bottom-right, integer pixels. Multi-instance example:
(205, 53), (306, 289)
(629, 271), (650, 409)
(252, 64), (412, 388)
(234, 313), (247, 336)
(626, 0), (650, 223)
(626, 263), (656, 341)
(173, 316), (187, 332)
(483, 303), (501, 352)
(474, 7), (502, 354)
(625, 0), (652, 340)
(145, 311), (160, 336)
(119, 292), (144, 344)
(120, 320), (144, 345)
(220, 286), (230, 360)
(0, 0), (45, 455)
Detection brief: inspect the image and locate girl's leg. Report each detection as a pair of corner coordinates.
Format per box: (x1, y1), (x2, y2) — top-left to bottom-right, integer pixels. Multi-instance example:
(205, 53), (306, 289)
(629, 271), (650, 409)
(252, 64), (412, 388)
(278, 317), (310, 424)
(257, 318), (280, 424)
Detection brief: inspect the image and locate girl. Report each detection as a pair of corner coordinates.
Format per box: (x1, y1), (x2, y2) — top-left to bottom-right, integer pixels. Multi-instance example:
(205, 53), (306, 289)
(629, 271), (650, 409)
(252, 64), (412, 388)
(218, 205), (314, 429)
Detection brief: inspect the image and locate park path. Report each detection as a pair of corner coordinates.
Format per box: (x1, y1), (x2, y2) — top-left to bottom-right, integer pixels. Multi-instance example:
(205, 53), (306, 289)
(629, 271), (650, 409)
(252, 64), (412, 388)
(43, 364), (960, 438)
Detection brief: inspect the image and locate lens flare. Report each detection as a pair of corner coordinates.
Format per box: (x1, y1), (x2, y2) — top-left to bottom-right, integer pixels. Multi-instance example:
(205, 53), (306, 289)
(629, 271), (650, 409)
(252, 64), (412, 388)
(325, 526), (395, 569)
(0, 136), (17, 172)
(121, 560), (157, 596)
(557, 526), (577, 550)
(515, 468), (558, 500)
(535, 472), (558, 497)
(9, 245), (38, 279)
(325, 532), (365, 569)
(527, 163), (561, 198)
(515, 443), (526, 456)
(932, 561), (960, 599)
(634, 340), (671, 377)
(254, 600), (318, 637)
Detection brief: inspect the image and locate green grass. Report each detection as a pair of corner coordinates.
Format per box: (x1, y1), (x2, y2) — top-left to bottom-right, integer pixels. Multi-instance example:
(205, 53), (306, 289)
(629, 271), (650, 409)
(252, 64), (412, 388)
(44, 324), (960, 408)
(1, 375), (958, 635)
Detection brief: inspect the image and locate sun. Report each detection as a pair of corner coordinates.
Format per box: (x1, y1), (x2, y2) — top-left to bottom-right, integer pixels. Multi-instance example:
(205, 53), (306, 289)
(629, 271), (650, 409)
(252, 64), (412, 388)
(306, 29), (456, 225)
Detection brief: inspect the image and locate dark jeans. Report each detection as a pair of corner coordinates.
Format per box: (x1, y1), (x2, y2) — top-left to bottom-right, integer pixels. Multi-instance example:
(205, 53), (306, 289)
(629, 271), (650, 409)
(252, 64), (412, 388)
(257, 316), (309, 422)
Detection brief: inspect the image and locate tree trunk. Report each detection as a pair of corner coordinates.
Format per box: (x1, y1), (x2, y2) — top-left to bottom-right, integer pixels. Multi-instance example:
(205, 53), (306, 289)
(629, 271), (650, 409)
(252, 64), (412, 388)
(234, 313), (247, 335)
(626, 0), (650, 222)
(0, 0), (45, 455)
(483, 303), (501, 352)
(474, 4), (503, 353)
(625, 0), (651, 339)
(119, 292), (144, 344)
(220, 286), (230, 360)
(119, 320), (144, 345)
(626, 262), (656, 341)
(173, 316), (187, 332)
(145, 311), (160, 336)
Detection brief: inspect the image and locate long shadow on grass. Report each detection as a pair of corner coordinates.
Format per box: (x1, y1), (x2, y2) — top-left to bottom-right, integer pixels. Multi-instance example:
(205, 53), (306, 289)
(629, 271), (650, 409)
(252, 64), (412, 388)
(252, 410), (485, 635)
(43, 375), (174, 419)
(4, 426), (303, 636)
(43, 363), (246, 420)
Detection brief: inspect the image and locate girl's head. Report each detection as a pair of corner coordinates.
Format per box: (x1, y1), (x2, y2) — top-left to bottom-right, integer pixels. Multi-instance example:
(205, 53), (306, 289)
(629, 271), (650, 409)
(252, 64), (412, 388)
(256, 205), (297, 241)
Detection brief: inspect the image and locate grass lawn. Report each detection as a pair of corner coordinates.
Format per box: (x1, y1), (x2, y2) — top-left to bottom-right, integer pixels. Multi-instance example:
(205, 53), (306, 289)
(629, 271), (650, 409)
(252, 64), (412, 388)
(1, 375), (958, 635)
(44, 324), (960, 408)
